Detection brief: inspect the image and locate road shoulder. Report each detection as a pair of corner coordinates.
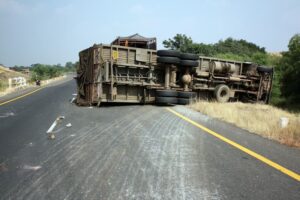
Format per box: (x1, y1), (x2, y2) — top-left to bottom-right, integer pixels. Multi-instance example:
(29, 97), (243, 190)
(0, 75), (73, 105)
(170, 105), (300, 180)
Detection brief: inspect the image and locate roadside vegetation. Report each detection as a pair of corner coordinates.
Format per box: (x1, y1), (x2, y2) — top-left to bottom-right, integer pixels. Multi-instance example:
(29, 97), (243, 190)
(163, 33), (300, 111)
(0, 62), (77, 92)
(14, 62), (78, 81)
(190, 102), (300, 147)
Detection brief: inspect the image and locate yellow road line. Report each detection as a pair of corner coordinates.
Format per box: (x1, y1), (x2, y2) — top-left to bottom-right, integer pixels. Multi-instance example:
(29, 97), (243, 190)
(166, 108), (300, 182)
(0, 87), (44, 106)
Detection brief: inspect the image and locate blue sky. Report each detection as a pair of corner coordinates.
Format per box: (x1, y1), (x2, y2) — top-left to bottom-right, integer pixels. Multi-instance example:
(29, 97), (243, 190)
(0, 0), (299, 66)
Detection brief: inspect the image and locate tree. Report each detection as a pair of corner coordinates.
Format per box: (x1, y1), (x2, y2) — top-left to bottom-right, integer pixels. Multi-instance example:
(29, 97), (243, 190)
(162, 34), (193, 52)
(65, 61), (76, 72)
(214, 38), (266, 56)
(65, 62), (73, 68)
(162, 34), (267, 63)
(279, 34), (300, 104)
(188, 43), (216, 56)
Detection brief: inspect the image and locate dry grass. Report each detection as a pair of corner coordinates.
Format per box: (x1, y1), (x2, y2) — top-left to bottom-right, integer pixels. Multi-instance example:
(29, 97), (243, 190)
(189, 101), (300, 147)
(0, 66), (29, 79)
(0, 66), (30, 93)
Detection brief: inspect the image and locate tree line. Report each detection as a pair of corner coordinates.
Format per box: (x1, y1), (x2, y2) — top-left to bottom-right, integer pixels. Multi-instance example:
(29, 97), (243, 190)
(11, 61), (78, 81)
(163, 34), (300, 110)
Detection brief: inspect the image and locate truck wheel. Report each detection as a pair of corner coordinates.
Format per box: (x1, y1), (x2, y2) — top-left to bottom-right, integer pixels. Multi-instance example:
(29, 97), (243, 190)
(180, 53), (199, 60)
(214, 84), (230, 103)
(157, 50), (181, 57)
(156, 90), (178, 97)
(156, 97), (178, 104)
(177, 98), (196, 105)
(257, 66), (273, 73)
(180, 60), (199, 67)
(157, 57), (180, 65)
(178, 91), (197, 98)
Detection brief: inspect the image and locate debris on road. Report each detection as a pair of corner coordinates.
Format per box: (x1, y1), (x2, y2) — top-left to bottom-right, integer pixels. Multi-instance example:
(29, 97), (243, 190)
(23, 165), (41, 171)
(0, 111), (15, 118)
(49, 134), (56, 140)
(0, 162), (8, 172)
(47, 116), (65, 140)
(66, 123), (72, 127)
(70, 97), (76, 103)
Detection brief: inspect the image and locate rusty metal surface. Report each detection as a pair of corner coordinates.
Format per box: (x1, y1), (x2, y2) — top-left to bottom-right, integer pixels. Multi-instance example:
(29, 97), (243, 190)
(76, 44), (159, 105)
(111, 33), (157, 50)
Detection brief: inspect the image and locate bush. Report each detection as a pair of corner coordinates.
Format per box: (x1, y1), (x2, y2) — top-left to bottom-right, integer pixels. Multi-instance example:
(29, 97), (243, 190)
(279, 34), (300, 105)
(29, 62), (77, 81)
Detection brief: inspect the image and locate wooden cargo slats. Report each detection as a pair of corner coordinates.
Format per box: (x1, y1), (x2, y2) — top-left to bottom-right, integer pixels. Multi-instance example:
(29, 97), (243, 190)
(77, 44), (158, 105)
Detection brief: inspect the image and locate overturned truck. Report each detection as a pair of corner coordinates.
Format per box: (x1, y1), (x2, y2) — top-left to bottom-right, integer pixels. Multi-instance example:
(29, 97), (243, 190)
(76, 35), (273, 106)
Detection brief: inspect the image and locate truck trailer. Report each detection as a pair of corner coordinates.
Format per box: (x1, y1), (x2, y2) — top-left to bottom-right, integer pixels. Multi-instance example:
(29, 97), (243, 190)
(76, 35), (273, 106)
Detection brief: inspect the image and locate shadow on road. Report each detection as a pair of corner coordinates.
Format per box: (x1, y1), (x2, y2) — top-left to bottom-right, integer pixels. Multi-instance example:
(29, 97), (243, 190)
(74, 102), (176, 108)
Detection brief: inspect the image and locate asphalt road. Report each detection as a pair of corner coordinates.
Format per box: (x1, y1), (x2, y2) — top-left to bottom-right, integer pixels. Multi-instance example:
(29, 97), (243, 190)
(0, 79), (299, 200)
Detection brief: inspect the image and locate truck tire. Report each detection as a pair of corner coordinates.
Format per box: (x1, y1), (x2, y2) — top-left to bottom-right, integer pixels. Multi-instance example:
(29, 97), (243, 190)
(180, 60), (199, 67)
(214, 84), (230, 103)
(178, 91), (197, 98)
(177, 98), (196, 105)
(156, 97), (178, 104)
(157, 50), (180, 57)
(157, 56), (180, 65)
(180, 53), (199, 60)
(257, 66), (273, 73)
(156, 90), (178, 97)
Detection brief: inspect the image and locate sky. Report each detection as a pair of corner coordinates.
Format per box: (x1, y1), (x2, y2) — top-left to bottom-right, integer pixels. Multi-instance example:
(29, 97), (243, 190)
(0, 0), (299, 67)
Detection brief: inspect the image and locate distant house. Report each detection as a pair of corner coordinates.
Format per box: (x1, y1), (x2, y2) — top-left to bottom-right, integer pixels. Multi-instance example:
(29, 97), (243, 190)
(111, 33), (157, 50)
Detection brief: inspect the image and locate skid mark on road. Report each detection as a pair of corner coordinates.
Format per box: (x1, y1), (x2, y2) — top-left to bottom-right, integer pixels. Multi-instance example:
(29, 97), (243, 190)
(107, 108), (222, 200)
(115, 110), (171, 199)
(31, 107), (150, 199)
(3, 106), (224, 200)
(81, 110), (157, 199)
(2, 106), (149, 199)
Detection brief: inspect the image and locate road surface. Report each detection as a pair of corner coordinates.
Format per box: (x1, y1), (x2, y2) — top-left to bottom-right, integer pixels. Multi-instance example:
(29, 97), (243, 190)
(0, 79), (299, 199)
